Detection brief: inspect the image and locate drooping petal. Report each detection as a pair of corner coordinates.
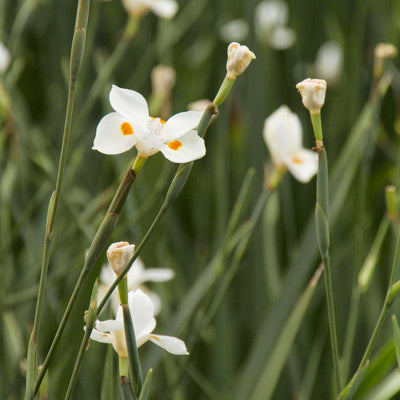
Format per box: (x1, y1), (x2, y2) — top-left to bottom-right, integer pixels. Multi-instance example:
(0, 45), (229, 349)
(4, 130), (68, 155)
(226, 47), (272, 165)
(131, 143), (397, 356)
(95, 319), (124, 333)
(160, 130), (206, 163)
(109, 85), (149, 123)
(129, 290), (156, 338)
(90, 329), (113, 344)
(141, 268), (175, 282)
(283, 148), (318, 183)
(93, 112), (138, 155)
(161, 111), (203, 141)
(145, 0), (178, 19)
(149, 334), (189, 355)
(263, 105), (302, 168)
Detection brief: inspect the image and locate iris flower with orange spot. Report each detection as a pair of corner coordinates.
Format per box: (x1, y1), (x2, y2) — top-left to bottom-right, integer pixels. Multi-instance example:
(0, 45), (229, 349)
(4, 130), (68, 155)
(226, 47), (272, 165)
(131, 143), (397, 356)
(90, 289), (188, 357)
(263, 105), (318, 183)
(92, 85), (206, 163)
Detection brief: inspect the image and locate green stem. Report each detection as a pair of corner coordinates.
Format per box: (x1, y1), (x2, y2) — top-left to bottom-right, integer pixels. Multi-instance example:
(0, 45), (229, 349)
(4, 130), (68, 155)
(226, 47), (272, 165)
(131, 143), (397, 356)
(33, 162), (139, 396)
(315, 146), (342, 394)
(119, 358), (135, 400)
(25, 1), (90, 398)
(311, 113), (323, 142)
(64, 280), (98, 400)
(213, 76), (235, 106)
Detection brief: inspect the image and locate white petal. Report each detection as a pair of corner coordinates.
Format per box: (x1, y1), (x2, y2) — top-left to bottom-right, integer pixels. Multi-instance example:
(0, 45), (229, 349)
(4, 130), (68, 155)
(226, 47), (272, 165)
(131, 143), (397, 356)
(93, 112), (138, 155)
(95, 319), (123, 333)
(145, 0), (178, 19)
(283, 148), (318, 183)
(162, 111), (203, 140)
(149, 334), (189, 355)
(141, 268), (175, 282)
(90, 329), (113, 344)
(109, 85), (149, 123)
(100, 263), (116, 286)
(160, 130), (206, 163)
(146, 290), (162, 315)
(129, 290), (156, 338)
(127, 258), (147, 290)
(263, 105), (302, 168)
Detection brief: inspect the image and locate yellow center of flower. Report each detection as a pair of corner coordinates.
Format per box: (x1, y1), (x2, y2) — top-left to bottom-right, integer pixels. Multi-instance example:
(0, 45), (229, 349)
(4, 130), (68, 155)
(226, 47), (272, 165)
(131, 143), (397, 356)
(168, 140), (182, 151)
(151, 116), (166, 124)
(121, 122), (134, 136)
(292, 156), (303, 164)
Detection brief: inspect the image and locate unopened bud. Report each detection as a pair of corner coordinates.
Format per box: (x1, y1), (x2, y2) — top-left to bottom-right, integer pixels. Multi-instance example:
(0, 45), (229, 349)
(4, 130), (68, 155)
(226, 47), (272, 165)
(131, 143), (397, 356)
(374, 43), (398, 60)
(188, 99), (212, 111)
(226, 42), (256, 80)
(296, 78), (327, 115)
(151, 65), (176, 98)
(107, 242), (135, 276)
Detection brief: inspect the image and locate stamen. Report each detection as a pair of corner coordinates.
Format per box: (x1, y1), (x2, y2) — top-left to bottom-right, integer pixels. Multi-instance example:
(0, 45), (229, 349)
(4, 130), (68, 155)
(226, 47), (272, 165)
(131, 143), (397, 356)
(168, 140), (182, 151)
(121, 122), (134, 136)
(150, 116), (166, 124)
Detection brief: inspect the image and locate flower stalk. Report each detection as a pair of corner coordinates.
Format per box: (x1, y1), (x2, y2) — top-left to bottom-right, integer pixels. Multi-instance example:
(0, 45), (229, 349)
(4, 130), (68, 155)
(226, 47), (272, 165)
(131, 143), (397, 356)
(25, 1), (90, 398)
(33, 158), (142, 396)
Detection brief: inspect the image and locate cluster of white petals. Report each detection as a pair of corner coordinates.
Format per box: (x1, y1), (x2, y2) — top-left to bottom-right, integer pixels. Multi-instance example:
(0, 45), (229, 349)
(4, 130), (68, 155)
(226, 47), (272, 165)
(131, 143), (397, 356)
(226, 42), (256, 80)
(255, 0), (296, 50)
(263, 106), (318, 183)
(93, 85), (206, 163)
(296, 78), (327, 115)
(122, 0), (178, 19)
(91, 289), (188, 357)
(98, 256), (174, 315)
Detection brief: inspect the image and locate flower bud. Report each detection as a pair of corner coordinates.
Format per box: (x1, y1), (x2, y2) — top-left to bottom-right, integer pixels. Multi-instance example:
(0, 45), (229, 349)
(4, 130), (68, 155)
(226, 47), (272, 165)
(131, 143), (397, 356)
(107, 242), (135, 276)
(226, 42), (256, 80)
(187, 99), (211, 111)
(296, 78), (327, 115)
(151, 65), (176, 98)
(374, 43), (398, 60)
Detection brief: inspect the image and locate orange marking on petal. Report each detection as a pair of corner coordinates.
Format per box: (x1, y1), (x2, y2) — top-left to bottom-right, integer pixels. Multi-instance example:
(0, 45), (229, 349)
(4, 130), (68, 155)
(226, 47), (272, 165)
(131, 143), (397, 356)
(150, 116), (166, 124)
(121, 122), (134, 136)
(150, 335), (160, 342)
(168, 140), (182, 151)
(292, 156), (302, 164)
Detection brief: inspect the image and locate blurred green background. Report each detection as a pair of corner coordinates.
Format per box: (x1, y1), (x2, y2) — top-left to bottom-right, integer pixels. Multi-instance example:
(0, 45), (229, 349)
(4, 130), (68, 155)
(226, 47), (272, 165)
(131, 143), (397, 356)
(1, 0), (400, 398)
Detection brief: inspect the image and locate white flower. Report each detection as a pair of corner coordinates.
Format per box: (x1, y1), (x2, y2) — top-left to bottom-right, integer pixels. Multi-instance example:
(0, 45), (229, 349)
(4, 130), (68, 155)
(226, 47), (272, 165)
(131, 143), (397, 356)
(98, 257), (174, 315)
(226, 42), (256, 80)
(296, 78), (327, 115)
(107, 242), (135, 276)
(92, 85), (206, 163)
(0, 42), (10, 73)
(255, 0), (296, 50)
(263, 105), (318, 183)
(219, 19), (249, 43)
(90, 289), (188, 357)
(122, 0), (178, 19)
(315, 41), (343, 85)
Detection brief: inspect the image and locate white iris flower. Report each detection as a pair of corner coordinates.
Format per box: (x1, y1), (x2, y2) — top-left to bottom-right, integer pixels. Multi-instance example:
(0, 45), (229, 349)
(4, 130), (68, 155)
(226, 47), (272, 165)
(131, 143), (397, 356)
(122, 0), (178, 19)
(93, 85), (206, 163)
(90, 289), (188, 357)
(263, 105), (318, 183)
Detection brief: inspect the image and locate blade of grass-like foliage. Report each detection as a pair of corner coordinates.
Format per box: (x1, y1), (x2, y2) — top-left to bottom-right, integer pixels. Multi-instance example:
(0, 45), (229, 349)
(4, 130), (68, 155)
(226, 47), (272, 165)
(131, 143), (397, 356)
(249, 266), (323, 400)
(392, 315), (400, 373)
(338, 361), (370, 400)
(363, 370), (400, 400)
(138, 369), (153, 400)
(26, 1), (91, 397)
(234, 76), (390, 400)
